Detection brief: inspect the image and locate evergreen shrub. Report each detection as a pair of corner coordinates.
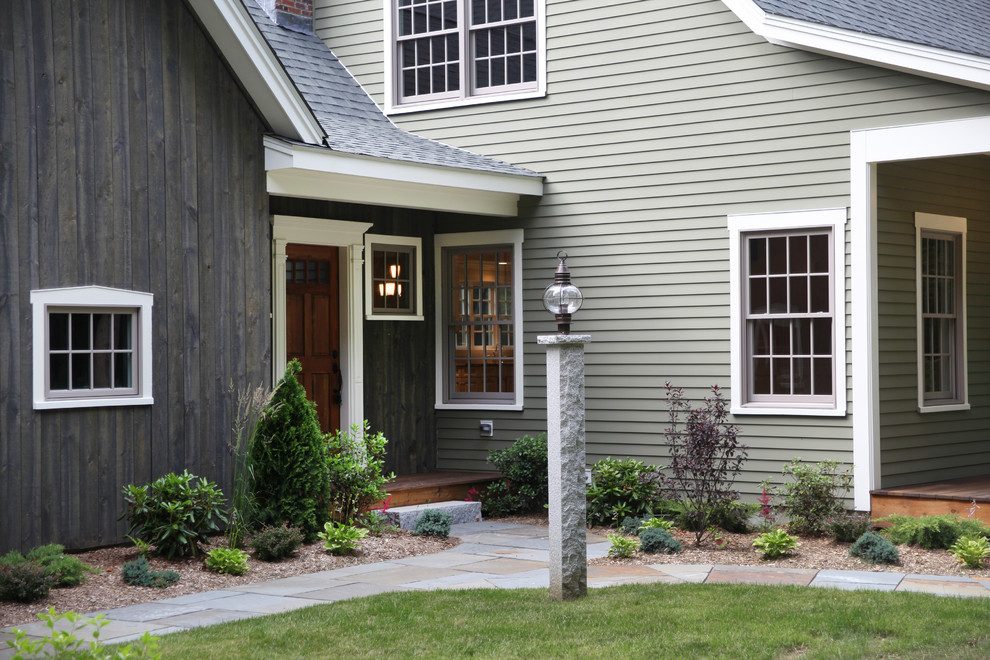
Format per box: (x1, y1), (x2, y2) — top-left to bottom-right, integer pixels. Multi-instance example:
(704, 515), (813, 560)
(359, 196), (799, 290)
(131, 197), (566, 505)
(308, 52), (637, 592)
(850, 532), (899, 565)
(413, 510), (453, 538)
(586, 457), (664, 526)
(251, 524), (305, 561)
(250, 360), (330, 541)
(120, 471), (226, 559)
(880, 514), (990, 550)
(639, 528), (682, 555)
(120, 557), (180, 588)
(481, 434), (549, 517)
(0, 559), (56, 603)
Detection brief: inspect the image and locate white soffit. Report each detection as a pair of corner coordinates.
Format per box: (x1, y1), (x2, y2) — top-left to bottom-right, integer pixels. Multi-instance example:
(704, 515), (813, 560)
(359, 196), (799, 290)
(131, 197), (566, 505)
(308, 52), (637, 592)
(264, 137), (543, 217)
(722, 0), (990, 92)
(187, 0), (324, 143)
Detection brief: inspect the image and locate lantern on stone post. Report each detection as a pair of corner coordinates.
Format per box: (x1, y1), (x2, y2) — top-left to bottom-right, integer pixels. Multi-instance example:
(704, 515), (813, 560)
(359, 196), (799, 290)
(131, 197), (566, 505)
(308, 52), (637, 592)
(537, 251), (590, 600)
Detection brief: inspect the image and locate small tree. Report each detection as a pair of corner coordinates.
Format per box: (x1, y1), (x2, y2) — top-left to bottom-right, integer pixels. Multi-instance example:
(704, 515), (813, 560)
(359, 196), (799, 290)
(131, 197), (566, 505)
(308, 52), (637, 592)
(662, 383), (747, 546)
(250, 360), (330, 541)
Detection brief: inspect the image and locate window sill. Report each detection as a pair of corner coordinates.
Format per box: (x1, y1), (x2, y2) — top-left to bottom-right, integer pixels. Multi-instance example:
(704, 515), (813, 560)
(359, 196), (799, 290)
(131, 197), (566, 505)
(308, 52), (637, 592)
(435, 402), (523, 412)
(387, 88), (546, 115)
(918, 403), (970, 414)
(731, 405), (846, 417)
(366, 314), (424, 322)
(34, 396), (154, 411)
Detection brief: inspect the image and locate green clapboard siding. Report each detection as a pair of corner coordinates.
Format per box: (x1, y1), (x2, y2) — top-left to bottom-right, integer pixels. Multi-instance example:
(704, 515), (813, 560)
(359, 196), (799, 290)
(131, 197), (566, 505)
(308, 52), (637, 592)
(0, 0), (271, 552)
(876, 158), (990, 488)
(316, 0), (990, 497)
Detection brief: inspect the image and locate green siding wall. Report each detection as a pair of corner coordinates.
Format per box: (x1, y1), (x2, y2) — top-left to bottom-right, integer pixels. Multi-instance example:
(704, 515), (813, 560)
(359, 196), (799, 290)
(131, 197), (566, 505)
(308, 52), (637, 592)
(877, 158), (990, 488)
(316, 0), (990, 496)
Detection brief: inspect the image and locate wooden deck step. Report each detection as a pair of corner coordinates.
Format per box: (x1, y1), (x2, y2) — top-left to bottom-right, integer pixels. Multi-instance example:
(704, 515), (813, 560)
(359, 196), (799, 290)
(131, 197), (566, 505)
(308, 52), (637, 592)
(870, 475), (990, 524)
(381, 471), (502, 508)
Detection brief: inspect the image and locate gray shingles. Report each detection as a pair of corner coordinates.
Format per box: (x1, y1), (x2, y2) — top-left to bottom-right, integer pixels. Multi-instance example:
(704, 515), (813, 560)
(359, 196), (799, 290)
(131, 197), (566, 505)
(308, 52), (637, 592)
(240, 1), (538, 179)
(754, 0), (990, 60)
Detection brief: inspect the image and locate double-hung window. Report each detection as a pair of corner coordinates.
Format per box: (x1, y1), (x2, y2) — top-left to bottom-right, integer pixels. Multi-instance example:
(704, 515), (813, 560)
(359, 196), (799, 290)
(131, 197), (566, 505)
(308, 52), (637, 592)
(915, 213), (968, 412)
(729, 209), (846, 415)
(435, 229), (524, 409)
(31, 286), (154, 410)
(387, 0), (545, 111)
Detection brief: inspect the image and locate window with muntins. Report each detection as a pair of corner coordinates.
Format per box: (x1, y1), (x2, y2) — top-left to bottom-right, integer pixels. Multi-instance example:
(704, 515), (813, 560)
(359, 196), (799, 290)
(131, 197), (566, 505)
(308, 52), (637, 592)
(390, 0), (542, 109)
(445, 246), (515, 401)
(47, 310), (137, 397)
(915, 213), (967, 410)
(745, 229), (834, 404)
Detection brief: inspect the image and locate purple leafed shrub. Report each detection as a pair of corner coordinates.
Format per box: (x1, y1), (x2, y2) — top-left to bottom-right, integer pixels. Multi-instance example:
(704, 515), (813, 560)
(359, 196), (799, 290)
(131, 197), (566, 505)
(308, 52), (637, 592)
(662, 383), (747, 546)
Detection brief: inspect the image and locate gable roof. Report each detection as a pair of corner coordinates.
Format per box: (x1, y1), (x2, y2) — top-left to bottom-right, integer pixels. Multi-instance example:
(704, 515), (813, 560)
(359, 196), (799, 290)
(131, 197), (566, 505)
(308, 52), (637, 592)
(185, 0), (541, 216)
(754, 0), (990, 60)
(723, 0), (990, 92)
(240, 1), (537, 180)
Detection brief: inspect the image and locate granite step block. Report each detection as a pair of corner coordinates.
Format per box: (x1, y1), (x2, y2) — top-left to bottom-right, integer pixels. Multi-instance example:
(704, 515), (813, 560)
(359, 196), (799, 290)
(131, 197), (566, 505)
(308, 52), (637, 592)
(384, 500), (482, 530)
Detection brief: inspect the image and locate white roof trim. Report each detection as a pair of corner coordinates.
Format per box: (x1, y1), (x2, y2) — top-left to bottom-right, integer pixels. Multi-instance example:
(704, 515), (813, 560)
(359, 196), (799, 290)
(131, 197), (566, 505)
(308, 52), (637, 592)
(264, 136), (543, 216)
(187, 0), (325, 143)
(722, 0), (990, 92)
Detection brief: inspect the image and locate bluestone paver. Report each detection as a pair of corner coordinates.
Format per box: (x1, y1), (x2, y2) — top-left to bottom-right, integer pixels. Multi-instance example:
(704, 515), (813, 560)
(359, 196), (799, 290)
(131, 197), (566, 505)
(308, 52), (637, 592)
(5, 522), (990, 648)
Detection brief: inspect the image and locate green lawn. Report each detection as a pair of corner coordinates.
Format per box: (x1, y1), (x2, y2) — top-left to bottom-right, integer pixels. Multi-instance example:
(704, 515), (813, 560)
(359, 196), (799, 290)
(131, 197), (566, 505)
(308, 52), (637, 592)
(155, 583), (990, 659)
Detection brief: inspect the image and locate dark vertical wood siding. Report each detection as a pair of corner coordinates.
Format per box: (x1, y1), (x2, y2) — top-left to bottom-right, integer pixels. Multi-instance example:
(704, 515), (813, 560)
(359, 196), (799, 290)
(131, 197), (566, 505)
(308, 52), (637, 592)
(0, 0), (272, 552)
(270, 197), (445, 475)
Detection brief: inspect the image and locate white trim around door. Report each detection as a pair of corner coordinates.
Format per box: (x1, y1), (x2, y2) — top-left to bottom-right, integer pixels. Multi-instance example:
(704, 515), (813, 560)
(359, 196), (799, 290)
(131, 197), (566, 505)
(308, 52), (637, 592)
(272, 215), (373, 431)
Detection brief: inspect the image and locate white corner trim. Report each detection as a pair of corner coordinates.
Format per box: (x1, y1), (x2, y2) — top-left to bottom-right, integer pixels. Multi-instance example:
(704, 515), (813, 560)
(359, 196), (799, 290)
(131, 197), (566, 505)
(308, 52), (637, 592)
(271, 216), (373, 430)
(434, 229), (525, 409)
(186, 0), (324, 143)
(364, 234), (424, 321)
(721, 0), (990, 92)
(849, 114), (990, 510)
(30, 286), (154, 410)
(727, 207), (847, 416)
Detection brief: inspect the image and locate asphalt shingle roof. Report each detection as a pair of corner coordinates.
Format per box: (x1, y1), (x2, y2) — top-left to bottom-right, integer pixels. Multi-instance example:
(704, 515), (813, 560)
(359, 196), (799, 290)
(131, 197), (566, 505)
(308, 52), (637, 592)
(754, 0), (990, 60)
(241, 1), (538, 179)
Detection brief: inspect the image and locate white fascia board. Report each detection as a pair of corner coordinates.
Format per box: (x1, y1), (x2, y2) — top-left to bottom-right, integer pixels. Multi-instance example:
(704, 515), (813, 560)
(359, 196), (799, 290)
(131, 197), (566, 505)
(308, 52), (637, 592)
(264, 137), (544, 216)
(722, 0), (990, 92)
(187, 0), (324, 143)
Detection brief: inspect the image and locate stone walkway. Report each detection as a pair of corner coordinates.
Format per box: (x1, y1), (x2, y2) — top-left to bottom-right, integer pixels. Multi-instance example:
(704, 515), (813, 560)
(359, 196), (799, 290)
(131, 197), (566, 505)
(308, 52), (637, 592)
(4, 520), (990, 656)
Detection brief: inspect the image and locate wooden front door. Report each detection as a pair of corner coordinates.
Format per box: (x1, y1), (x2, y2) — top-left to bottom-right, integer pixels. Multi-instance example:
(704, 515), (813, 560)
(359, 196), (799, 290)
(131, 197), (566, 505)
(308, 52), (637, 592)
(285, 244), (341, 433)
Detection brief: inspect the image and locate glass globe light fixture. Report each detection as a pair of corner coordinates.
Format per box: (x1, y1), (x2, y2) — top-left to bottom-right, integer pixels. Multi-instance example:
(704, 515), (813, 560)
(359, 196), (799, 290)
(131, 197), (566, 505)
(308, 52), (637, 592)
(542, 251), (583, 334)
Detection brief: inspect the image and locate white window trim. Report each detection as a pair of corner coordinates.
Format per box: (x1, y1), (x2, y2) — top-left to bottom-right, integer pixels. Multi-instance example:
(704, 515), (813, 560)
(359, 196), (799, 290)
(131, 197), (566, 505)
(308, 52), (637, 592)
(434, 228), (524, 410)
(914, 212), (969, 413)
(30, 286), (154, 410)
(364, 234), (424, 321)
(728, 208), (847, 416)
(383, 0), (547, 114)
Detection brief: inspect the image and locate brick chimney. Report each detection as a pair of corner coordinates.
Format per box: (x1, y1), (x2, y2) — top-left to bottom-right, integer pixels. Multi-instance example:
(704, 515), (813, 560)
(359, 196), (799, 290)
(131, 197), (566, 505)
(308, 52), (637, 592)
(262, 0), (313, 34)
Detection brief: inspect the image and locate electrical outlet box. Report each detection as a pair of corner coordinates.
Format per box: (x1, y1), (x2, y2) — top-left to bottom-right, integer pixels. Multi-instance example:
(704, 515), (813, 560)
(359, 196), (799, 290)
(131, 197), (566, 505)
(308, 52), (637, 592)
(479, 420), (494, 437)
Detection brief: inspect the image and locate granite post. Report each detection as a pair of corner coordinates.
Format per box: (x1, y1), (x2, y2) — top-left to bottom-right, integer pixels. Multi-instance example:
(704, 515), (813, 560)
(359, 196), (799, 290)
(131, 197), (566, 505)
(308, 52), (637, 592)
(538, 333), (591, 600)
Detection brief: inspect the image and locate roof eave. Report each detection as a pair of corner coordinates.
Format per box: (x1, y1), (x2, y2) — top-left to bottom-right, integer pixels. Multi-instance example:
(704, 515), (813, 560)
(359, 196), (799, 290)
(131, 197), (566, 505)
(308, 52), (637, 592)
(264, 136), (544, 217)
(722, 0), (990, 92)
(186, 0), (325, 143)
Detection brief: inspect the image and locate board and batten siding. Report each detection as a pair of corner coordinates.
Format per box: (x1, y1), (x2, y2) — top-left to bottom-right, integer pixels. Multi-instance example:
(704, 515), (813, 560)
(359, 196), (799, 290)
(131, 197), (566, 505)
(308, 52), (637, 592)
(316, 0), (990, 496)
(876, 158), (990, 488)
(0, 0), (271, 552)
